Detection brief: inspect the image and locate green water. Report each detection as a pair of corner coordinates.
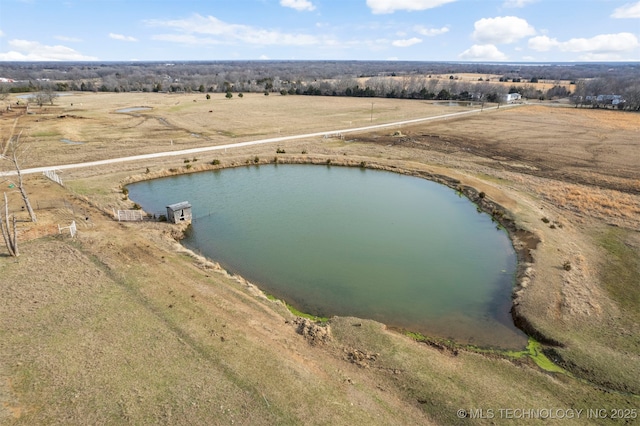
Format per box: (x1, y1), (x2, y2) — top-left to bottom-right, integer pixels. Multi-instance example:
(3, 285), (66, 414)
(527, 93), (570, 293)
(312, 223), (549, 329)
(128, 165), (527, 348)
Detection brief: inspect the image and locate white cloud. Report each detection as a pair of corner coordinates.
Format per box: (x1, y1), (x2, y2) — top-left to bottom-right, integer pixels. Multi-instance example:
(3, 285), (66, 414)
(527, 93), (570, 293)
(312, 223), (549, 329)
(367, 0), (457, 14)
(0, 39), (97, 61)
(459, 44), (508, 61)
(611, 1), (640, 18)
(109, 33), (138, 42)
(502, 0), (537, 8)
(528, 33), (639, 54)
(472, 16), (536, 44)
(280, 0), (316, 12)
(392, 37), (422, 47)
(55, 35), (82, 42)
(414, 25), (449, 36)
(147, 14), (319, 46)
(527, 35), (556, 51)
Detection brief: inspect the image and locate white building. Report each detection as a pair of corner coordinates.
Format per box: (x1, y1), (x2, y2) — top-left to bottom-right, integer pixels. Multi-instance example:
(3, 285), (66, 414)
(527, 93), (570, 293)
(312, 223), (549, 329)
(502, 93), (522, 103)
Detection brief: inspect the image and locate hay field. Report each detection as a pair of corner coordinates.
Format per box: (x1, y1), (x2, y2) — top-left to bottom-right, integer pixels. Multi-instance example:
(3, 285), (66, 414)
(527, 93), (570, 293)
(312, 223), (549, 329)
(356, 73), (573, 92)
(2, 92), (472, 169)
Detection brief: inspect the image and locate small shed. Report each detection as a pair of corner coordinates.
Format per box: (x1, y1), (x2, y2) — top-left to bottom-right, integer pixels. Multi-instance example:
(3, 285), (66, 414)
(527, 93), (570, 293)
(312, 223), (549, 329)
(166, 201), (192, 224)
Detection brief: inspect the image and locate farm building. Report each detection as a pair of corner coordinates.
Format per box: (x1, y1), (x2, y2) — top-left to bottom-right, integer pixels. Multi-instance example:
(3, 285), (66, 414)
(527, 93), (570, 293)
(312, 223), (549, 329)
(502, 93), (522, 103)
(166, 201), (192, 224)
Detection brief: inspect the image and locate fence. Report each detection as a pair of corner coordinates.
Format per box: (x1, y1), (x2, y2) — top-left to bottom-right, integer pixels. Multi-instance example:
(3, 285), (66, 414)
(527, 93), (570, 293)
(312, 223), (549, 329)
(115, 209), (145, 222)
(58, 220), (76, 237)
(323, 132), (344, 140)
(43, 169), (64, 186)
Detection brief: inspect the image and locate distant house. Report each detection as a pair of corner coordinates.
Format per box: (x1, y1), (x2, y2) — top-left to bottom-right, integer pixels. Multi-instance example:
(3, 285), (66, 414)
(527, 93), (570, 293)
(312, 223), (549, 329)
(502, 93), (522, 103)
(585, 94), (625, 107)
(166, 201), (192, 224)
(598, 95), (625, 105)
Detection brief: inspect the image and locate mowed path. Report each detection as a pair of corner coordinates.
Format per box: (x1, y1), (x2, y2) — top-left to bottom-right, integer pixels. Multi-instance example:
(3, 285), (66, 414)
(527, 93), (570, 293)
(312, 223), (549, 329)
(2, 103), (518, 176)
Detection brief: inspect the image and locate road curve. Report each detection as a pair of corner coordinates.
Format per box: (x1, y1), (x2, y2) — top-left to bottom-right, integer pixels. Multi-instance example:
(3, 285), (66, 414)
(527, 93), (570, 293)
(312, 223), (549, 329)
(2, 103), (517, 176)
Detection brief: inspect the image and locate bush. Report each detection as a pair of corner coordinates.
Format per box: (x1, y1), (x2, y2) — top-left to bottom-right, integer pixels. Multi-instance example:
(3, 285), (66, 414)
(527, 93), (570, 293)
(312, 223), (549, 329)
(301, 149), (308, 154)
(563, 261), (572, 271)
(184, 159), (191, 163)
(185, 164), (192, 170)
(122, 187), (129, 196)
(253, 156), (260, 164)
(211, 159), (221, 165)
(276, 148), (286, 154)
(478, 192), (486, 199)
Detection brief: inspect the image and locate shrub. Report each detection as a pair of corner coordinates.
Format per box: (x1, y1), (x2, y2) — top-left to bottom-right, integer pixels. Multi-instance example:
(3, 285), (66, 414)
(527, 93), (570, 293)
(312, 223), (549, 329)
(185, 164), (192, 170)
(122, 187), (129, 196)
(326, 159), (332, 165)
(276, 148), (286, 154)
(145, 167), (150, 174)
(478, 192), (486, 199)
(184, 159), (191, 163)
(541, 217), (550, 223)
(301, 149), (308, 154)
(211, 159), (221, 165)
(253, 156), (260, 164)
(360, 161), (366, 168)
(563, 261), (572, 271)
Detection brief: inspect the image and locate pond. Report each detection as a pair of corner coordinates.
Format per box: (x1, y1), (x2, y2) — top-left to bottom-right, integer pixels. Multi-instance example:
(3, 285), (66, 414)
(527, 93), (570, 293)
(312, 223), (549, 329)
(128, 165), (527, 349)
(60, 138), (84, 145)
(115, 106), (152, 113)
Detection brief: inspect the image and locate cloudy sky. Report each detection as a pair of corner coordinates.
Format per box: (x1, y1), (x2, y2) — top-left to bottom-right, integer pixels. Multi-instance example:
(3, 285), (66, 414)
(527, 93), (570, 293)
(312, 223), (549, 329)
(0, 0), (638, 62)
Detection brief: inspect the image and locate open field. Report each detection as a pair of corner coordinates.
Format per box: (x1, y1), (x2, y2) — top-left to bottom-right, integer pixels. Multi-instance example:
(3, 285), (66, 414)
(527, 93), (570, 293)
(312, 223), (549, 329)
(1, 92), (475, 169)
(1, 93), (639, 424)
(356, 73), (574, 93)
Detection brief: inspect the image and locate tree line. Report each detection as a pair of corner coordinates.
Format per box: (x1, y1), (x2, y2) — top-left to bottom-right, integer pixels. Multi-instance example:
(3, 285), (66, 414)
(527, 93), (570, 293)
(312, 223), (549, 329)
(1, 61), (639, 110)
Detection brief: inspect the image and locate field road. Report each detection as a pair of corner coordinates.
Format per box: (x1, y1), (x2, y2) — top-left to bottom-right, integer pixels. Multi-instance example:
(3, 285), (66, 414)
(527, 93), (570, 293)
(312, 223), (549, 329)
(1, 103), (520, 176)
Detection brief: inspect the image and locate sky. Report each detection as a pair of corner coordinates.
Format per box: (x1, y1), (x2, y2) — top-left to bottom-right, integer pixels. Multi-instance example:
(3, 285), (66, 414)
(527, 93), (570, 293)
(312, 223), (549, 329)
(0, 0), (639, 62)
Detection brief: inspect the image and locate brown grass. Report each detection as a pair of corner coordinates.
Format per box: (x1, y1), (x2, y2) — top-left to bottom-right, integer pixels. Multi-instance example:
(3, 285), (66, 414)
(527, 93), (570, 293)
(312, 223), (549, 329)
(1, 93), (639, 423)
(1, 92), (473, 169)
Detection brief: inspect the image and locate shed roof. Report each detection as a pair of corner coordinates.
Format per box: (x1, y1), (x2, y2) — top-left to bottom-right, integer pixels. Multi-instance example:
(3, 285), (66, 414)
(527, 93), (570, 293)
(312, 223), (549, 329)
(166, 201), (192, 211)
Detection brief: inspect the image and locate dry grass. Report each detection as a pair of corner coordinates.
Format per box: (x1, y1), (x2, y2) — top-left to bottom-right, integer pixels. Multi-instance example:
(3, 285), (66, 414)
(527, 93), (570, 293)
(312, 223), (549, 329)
(1, 93), (640, 423)
(356, 73), (574, 92)
(1, 92), (472, 169)
(540, 182), (640, 228)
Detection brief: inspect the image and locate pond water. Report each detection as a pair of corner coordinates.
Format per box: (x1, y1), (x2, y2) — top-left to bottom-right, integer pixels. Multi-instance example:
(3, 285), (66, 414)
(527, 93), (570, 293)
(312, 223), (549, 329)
(115, 106), (152, 113)
(60, 138), (84, 145)
(128, 165), (527, 348)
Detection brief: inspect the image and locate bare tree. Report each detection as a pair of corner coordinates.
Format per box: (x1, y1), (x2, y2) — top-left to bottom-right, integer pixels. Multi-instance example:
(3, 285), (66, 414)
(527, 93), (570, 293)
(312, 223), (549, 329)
(44, 87), (59, 105)
(1, 131), (37, 223)
(0, 192), (19, 256)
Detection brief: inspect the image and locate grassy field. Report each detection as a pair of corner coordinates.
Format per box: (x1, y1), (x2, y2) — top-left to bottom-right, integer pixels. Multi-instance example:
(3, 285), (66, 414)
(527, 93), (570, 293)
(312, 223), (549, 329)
(2, 92), (474, 169)
(1, 92), (639, 424)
